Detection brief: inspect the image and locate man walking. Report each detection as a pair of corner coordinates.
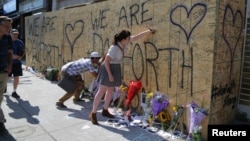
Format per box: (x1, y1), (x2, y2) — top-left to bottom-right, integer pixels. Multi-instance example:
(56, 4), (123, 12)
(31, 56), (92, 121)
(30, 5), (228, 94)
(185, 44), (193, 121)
(0, 16), (13, 134)
(8, 29), (25, 99)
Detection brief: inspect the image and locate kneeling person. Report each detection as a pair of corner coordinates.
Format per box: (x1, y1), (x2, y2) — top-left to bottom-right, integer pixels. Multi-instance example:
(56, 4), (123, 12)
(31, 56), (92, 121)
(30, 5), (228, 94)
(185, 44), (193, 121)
(56, 52), (101, 108)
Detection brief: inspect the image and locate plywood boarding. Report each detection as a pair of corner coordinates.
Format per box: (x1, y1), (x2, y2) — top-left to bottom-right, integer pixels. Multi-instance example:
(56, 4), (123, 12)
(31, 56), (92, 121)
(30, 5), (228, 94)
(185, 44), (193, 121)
(24, 0), (245, 139)
(211, 0), (245, 125)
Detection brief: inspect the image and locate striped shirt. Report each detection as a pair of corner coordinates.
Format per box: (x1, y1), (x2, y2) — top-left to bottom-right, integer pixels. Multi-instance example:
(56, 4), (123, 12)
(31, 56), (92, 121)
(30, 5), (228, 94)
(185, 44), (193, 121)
(62, 58), (96, 76)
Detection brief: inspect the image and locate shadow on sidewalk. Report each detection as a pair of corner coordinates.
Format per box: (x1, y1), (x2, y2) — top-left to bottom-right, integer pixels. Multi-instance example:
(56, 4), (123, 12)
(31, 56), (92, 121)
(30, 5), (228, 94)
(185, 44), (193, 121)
(56, 101), (91, 120)
(4, 95), (40, 124)
(0, 130), (16, 141)
(98, 123), (167, 141)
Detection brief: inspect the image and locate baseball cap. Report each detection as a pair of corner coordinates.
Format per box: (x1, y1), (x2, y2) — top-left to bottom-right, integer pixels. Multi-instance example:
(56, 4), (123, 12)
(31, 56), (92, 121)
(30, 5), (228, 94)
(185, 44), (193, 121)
(90, 52), (101, 58)
(11, 29), (19, 34)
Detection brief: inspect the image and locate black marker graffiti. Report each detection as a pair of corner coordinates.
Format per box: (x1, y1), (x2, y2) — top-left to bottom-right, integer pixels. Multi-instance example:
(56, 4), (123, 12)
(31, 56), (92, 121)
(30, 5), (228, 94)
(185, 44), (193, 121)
(211, 81), (235, 101)
(223, 95), (237, 109)
(91, 8), (110, 30)
(119, 6), (129, 27)
(222, 5), (243, 80)
(170, 3), (207, 44)
(132, 43), (144, 80)
(118, 1), (152, 27)
(41, 16), (57, 33)
(26, 38), (60, 70)
(181, 48), (193, 96)
(27, 16), (41, 37)
(92, 33), (109, 54)
(65, 20), (84, 55)
(158, 48), (180, 88)
(144, 42), (159, 90)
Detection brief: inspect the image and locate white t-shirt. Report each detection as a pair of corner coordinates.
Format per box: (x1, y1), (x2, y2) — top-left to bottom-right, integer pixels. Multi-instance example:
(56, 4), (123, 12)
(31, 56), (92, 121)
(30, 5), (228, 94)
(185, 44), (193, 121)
(107, 45), (124, 64)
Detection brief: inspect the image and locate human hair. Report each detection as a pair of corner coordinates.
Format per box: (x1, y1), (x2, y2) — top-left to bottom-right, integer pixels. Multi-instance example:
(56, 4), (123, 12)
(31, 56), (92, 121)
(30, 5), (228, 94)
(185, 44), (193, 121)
(0, 16), (12, 25)
(113, 30), (131, 45)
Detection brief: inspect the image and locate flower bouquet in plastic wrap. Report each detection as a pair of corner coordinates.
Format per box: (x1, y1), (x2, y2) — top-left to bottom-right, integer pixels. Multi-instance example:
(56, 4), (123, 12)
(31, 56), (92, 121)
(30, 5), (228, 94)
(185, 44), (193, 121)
(144, 91), (169, 133)
(141, 91), (154, 125)
(111, 83), (128, 115)
(123, 80), (142, 122)
(125, 80), (142, 108)
(152, 92), (169, 119)
(187, 101), (208, 141)
(148, 92), (169, 126)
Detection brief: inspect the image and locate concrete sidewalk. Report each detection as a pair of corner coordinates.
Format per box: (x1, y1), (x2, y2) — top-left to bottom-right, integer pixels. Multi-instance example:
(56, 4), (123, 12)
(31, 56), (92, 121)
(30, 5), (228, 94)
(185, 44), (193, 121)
(1, 68), (185, 141)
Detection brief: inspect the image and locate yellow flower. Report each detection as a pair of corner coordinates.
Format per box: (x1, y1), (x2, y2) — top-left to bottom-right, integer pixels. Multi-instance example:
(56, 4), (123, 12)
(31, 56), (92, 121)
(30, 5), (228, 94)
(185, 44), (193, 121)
(146, 91), (154, 99)
(119, 85), (128, 92)
(158, 111), (171, 123)
(172, 105), (178, 112)
(145, 91), (154, 107)
(148, 114), (153, 124)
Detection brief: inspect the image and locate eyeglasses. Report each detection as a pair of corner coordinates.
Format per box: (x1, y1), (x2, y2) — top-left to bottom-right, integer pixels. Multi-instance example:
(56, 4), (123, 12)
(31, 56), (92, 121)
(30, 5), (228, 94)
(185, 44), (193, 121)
(91, 57), (100, 60)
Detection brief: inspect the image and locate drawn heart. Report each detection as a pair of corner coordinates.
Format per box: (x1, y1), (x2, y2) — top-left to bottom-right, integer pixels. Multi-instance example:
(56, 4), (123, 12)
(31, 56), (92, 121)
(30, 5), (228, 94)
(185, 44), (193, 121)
(170, 3), (207, 44)
(222, 5), (243, 62)
(65, 20), (84, 54)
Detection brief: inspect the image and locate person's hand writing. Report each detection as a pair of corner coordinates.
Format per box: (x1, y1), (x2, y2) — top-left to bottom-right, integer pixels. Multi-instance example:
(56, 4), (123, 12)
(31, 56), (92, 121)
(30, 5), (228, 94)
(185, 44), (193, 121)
(148, 27), (156, 34)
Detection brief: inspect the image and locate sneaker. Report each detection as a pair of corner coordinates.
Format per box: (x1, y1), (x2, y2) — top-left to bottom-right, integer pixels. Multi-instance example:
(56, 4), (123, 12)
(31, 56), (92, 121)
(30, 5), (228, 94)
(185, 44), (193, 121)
(56, 102), (67, 108)
(12, 92), (20, 99)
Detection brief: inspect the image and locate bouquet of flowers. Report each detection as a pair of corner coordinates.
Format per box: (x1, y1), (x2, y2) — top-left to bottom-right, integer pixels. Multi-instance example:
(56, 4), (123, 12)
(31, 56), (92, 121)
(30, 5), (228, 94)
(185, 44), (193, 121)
(187, 101), (208, 140)
(145, 91), (154, 108)
(192, 126), (202, 141)
(111, 83), (128, 113)
(125, 80), (142, 107)
(151, 92), (169, 118)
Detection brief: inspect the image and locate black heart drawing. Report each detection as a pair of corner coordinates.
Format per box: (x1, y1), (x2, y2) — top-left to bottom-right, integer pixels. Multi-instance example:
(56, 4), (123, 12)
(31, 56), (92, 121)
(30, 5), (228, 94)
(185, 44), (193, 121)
(170, 3), (207, 44)
(222, 5), (243, 80)
(222, 5), (243, 62)
(65, 20), (84, 54)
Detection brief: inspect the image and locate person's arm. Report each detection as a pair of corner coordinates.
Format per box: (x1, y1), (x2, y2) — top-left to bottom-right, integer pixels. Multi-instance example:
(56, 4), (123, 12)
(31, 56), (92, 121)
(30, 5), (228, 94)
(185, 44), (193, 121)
(7, 35), (13, 73)
(20, 47), (25, 59)
(21, 41), (25, 57)
(130, 27), (156, 42)
(89, 71), (98, 78)
(7, 49), (13, 73)
(17, 41), (25, 60)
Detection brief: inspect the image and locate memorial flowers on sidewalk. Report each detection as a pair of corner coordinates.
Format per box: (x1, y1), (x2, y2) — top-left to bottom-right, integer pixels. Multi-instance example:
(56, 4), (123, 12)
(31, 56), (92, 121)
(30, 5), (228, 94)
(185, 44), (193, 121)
(111, 83), (128, 115)
(148, 92), (170, 130)
(111, 83), (128, 107)
(125, 80), (142, 107)
(192, 125), (202, 141)
(142, 91), (154, 124)
(151, 92), (169, 118)
(187, 101), (209, 141)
